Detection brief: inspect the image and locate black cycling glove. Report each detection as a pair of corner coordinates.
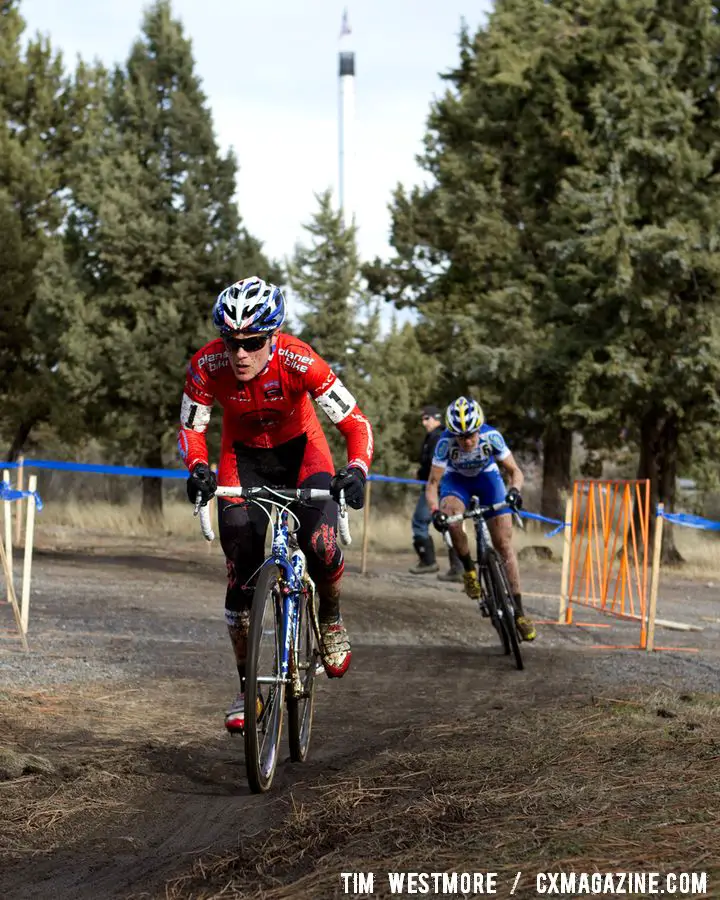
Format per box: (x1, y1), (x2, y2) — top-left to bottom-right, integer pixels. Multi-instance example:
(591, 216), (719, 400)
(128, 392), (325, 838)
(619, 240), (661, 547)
(432, 510), (449, 532)
(186, 462), (217, 506)
(330, 466), (366, 510)
(505, 487), (523, 510)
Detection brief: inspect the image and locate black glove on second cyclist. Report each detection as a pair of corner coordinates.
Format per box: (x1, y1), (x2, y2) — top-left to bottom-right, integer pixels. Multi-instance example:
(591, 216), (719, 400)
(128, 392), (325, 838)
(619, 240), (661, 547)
(330, 466), (366, 510)
(432, 509), (449, 532)
(186, 462), (217, 506)
(505, 487), (523, 510)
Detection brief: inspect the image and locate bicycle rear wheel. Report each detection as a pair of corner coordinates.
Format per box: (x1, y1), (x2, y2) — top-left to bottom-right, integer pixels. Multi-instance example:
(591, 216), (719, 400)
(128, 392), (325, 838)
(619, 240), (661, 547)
(287, 582), (320, 762)
(245, 565), (286, 793)
(487, 551), (524, 671)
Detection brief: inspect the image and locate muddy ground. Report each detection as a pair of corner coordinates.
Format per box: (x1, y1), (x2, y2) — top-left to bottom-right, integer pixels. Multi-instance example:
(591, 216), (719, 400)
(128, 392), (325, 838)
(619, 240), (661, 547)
(1, 532), (719, 898)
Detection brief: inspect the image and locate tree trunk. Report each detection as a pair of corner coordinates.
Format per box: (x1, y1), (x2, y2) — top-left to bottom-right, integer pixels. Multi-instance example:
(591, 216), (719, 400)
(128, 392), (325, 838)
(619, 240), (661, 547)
(540, 422), (572, 520)
(141, 440), (164, 523)
(5, 417), (38, 462)
(636, 410), (681, 565)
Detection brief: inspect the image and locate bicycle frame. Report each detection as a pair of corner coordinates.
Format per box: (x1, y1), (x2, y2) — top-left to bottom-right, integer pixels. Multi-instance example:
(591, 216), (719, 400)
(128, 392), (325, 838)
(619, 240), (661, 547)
(446, 497), (520, 558)
(194, 484), (349, 696)
(263, 505), (311, 695)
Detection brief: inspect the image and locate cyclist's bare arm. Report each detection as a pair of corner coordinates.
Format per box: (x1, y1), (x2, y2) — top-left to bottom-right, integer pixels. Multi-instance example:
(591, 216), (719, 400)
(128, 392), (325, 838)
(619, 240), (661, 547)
(425, 464), (445, 513)
(498, 452), (524, 492)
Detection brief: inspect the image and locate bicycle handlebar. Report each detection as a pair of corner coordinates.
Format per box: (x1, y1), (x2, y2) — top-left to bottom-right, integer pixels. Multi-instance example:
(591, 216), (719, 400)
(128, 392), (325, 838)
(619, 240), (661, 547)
(193, 486), (352, 546)
(445, 500), (524, 529)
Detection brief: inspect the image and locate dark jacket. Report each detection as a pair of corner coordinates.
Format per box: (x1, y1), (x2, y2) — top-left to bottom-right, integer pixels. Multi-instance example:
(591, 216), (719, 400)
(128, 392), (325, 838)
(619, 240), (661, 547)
(417, 425), (443, 482)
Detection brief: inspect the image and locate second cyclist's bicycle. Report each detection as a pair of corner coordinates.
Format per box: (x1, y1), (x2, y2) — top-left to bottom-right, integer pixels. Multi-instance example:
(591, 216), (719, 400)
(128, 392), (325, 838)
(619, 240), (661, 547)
(446, 498), (525, 671)
(195, 485), (351, 792)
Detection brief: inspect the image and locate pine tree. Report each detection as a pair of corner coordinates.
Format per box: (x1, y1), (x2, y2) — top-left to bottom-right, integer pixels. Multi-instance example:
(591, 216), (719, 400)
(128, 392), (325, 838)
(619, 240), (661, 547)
(369, 0), (720, 538)
(366, 1), (585, 516)
(289, 191), (433, 479)
(63, 0), (276, 516)
(548, 0), (720, 560)
(0, 1), (90, 459)
(289, 189), (359, 374)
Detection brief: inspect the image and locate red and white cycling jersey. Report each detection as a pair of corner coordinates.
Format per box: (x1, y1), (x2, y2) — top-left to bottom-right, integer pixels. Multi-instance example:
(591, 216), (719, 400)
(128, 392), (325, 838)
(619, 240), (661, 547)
(177, 333), (374, 486)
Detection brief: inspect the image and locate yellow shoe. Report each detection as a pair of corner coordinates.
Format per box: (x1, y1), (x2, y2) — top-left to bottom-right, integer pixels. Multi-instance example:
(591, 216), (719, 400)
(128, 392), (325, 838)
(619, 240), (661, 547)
(515, 615), (536, 642)
(463, 570), (481, 600)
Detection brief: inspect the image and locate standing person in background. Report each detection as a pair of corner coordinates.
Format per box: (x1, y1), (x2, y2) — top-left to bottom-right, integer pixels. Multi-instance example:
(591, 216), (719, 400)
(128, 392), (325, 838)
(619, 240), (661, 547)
(409, 406), (444, 574)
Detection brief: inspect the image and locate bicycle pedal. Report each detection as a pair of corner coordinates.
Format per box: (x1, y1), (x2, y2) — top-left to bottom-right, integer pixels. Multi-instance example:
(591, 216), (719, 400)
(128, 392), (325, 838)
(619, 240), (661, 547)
(478, 601), (490, 618)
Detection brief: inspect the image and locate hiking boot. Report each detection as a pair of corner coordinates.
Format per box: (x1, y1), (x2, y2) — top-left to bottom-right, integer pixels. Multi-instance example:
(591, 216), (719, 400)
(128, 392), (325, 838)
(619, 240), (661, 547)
(463, 570), (481, 600)
(437, 568), (463, 583)
(515, 615), (537, 642)
(410, 536), (437, 575)
(409, 560), (439, 575)
(225, 691), (264, 734)
(320, 617), (352, 678)
(437, 549), (463, 583)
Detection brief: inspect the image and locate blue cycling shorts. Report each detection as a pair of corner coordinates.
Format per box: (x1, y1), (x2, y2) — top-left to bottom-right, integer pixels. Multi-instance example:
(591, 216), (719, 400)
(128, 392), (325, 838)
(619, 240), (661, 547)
(439, 469), (508, 520)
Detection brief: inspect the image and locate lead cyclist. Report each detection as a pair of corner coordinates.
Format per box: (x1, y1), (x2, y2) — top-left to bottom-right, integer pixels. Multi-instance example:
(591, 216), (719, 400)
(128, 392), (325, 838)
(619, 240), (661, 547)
(426, 396), (536, 642)
(177, 276), (374, 732)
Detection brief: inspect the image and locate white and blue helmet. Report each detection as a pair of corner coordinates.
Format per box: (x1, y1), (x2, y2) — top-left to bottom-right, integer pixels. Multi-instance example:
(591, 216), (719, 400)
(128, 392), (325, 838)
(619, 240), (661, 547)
(446, 396), (484, 435)
(212, 276), (286, 335)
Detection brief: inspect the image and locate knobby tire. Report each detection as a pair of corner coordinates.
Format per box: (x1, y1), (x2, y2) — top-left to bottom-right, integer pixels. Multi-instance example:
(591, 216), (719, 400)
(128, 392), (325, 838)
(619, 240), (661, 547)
(487, 551), (524, 671)
(245, 565), (285, 793)
(481, 559), (510, 656)
(287, 583), (319, 762)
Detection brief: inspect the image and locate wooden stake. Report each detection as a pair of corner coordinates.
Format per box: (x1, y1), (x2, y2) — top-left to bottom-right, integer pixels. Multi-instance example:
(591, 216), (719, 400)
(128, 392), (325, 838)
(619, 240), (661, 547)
(15, 455), (24, 545)
(0, 534), (29, 651)
(3, 468), (11, 586)
(557, 497), (573, 623)
(20, 475), (38, 635)
(646, 503), (664, 652)
(360, 480), (372, 575)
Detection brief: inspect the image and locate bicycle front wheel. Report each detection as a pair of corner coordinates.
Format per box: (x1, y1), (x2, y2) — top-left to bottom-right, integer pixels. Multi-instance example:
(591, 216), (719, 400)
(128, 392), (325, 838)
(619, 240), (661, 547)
(480, 559), (510, 656)
(245, 565), (286, 793)
(287, 583), (320, 762)
(487, 551), (524, 671)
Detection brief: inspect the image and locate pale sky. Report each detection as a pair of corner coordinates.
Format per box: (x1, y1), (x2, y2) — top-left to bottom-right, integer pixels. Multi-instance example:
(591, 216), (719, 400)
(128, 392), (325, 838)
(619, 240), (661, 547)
(20, 0), (492, 268)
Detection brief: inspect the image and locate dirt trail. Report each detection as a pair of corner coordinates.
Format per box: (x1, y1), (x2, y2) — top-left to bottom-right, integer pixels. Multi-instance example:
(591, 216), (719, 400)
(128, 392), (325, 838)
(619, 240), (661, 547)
(0, 541), (718, 898)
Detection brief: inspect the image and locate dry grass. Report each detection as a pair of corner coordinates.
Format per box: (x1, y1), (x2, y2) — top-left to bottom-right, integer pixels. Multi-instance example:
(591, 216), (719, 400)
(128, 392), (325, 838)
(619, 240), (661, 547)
(25, 497), (720, 580)
(166, 690), (720, 900)
(0, 680), (220, 859)
(32, 500), (566, 556)
(674, 530), (720, 578)
(35, 498), (202, 541)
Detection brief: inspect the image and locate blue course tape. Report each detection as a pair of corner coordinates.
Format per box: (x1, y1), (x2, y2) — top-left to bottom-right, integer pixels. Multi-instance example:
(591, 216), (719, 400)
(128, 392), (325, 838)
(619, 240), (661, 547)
(0, 481), (44, 511)
(4, 459), (186, 479)
(368, 474), (424, 485)
(659, 509), (720, 532)
(518, 510), (566, 538)
(1, 458), (566, 537)
(6, 460), (423, 484)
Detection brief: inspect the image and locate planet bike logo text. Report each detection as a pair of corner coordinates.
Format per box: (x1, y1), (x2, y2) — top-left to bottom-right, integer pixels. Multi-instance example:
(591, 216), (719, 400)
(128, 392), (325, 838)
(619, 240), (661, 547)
(197, 351), (229, 373)
(279, 348), (315, 373)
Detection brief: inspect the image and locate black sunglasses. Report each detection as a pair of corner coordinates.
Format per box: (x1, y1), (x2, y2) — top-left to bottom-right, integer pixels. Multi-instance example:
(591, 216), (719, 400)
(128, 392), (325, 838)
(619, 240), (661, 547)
(224, 333), (269, 353)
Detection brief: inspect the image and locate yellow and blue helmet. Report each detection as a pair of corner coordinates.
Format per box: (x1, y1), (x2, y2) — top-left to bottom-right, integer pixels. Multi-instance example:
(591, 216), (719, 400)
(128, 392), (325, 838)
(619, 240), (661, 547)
(445, 396), (484, 435)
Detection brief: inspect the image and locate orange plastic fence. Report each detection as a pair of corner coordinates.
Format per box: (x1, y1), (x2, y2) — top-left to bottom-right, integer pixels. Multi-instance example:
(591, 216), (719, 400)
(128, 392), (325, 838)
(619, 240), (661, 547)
(564, 479), (651, 648)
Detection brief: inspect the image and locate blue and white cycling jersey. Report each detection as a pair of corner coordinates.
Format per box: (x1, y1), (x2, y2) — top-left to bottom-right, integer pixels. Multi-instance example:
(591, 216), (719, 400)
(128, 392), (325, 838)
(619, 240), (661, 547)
(431, 423), (510, 478)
